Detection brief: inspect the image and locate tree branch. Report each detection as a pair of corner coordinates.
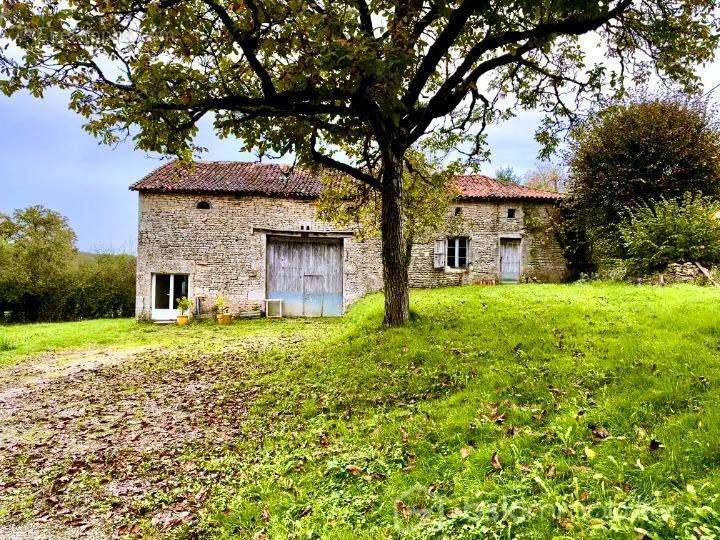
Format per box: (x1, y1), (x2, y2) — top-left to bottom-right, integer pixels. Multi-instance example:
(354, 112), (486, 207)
(357, 0), (374, 37)
(402, 0), (488, 108)
(200, 0), (277, 98)
(310, 132), (383, 191)
(406, 0), (633, 140)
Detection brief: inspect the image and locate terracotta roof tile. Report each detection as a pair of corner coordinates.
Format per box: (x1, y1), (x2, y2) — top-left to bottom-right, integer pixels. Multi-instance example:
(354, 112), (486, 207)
(454, 174), (563, 202)
(129, 161), (322, 199)
(130, 161), (563, 202)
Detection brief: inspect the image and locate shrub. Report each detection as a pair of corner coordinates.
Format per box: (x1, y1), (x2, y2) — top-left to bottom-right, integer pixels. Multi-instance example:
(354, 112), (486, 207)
(620, 193), (720, 273)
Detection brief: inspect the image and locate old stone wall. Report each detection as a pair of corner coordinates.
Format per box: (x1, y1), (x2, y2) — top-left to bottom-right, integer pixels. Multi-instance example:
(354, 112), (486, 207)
(408, 201), (566, 287)
(136, 193), (383, 318)
(136, 193), (566, 318)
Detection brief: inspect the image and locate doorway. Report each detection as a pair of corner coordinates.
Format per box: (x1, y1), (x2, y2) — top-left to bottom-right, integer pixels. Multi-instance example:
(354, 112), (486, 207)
(266, 237), (343, 317)
(151, 273), (189, 320)
(499, 239), (521, 283)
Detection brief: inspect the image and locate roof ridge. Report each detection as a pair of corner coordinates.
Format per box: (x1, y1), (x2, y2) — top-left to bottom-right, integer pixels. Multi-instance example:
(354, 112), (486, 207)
(130, 160), (564, 201)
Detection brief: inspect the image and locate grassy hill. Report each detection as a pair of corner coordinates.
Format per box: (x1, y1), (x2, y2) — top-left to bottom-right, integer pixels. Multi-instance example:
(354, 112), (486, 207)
(199, 283), (720, 538)
(2, 283), (720, 538)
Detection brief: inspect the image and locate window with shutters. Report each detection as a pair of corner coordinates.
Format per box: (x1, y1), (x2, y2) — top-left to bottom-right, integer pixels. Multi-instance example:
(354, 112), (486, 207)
(446, 237), (469, 268)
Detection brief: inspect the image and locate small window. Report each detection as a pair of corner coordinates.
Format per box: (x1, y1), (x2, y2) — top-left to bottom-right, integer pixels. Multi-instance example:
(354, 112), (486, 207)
(446, 237), (469, 268)
(507, 208), (516, 219)
(454, 207), (462, 216)
(196, 200), (211, 209)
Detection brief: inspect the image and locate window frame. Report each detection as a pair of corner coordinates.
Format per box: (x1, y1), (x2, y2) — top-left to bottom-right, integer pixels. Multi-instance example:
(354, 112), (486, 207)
(446, 236), (469, 269)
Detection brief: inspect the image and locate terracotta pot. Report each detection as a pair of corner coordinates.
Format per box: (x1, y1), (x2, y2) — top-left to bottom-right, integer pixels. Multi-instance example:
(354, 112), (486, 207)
(217, 313), (232, 325)
(177, 315), (189, 326)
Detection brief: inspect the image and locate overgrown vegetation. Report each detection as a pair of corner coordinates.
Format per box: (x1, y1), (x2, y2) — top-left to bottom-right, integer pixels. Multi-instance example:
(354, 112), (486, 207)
(0, 206), (135, 322)
(620, 194), (720, 274)
(560, 96), (720, 276)
(2, 284), (720, 538)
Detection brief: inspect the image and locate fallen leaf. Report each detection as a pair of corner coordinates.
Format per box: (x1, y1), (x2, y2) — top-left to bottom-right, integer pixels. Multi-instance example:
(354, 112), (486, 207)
(591, 427), (609, 441)
(491, 452), (502, 470)
(395, 500), (411, 519)
(261, 506), (270, 522)
(492, 412), (508, 424)
(345, 464), (362, 475)
(584, 446), (596, 461)
(195, 487), (208, 502)
(546, 464), (556, 478)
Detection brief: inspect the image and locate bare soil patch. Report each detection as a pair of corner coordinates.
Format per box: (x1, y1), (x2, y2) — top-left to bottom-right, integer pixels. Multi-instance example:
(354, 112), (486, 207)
(0, 334), (298, 537)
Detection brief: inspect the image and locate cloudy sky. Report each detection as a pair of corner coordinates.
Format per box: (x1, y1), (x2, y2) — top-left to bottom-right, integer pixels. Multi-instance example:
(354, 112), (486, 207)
(1, 60), (718, 252)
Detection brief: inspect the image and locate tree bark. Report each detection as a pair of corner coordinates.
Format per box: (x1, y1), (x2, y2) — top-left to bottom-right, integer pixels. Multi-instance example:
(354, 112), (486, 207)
(380, 154), (410, 326)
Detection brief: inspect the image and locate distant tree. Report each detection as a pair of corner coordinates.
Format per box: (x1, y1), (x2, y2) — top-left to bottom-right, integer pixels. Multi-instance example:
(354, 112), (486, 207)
(561, 96), (720, 272)
(0, 207), (136, 321)
(495, 167), (522, 185)
(3, 0), (718, 324)
(524, 163), (567, 192)
(0, 207), (77, 320)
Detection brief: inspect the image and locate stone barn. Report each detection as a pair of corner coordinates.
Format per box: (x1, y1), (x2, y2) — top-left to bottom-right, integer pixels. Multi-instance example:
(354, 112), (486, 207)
(131, 161), (565, 320)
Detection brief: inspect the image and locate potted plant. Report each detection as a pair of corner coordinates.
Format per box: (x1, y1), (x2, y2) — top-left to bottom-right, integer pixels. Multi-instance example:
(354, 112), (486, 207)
(214, 295), (232, 325)
(177, 296), (191, 326)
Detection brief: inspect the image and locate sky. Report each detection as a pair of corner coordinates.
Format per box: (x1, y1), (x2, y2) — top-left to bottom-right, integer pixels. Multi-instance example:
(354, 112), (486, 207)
(1, 60), (718, 253)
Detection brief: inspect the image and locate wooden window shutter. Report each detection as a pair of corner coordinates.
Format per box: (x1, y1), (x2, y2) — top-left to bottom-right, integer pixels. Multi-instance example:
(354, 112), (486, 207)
(433, 239), (446, 268)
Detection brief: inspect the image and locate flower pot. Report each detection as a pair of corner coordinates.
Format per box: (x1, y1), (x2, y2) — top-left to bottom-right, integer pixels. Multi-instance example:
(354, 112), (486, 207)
(177, 315), (189, 326)
(217, 313), (232, 325)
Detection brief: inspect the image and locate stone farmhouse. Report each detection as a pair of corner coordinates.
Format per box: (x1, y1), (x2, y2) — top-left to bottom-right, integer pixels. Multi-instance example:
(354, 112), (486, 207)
(130, 161), (566, 320)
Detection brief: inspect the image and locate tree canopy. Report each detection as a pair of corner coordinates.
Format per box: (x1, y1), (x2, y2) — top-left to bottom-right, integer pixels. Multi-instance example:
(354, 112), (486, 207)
(3, 0), (718, 323)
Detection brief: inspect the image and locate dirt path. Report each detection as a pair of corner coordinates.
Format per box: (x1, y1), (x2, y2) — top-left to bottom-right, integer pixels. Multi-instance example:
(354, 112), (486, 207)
(0, 333), (300, 538)
(0, 347), (149, 418)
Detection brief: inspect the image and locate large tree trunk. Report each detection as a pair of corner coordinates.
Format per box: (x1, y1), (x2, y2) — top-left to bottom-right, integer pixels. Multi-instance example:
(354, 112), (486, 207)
(380, 155), (410, 327)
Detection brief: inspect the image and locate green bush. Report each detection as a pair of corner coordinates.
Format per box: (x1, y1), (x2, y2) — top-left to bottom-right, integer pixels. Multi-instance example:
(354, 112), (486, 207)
(620, 193), (720, 273)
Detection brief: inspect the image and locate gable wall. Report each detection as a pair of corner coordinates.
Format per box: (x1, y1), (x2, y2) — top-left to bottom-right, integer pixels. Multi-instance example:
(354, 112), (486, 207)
(135, 193), (565, 318)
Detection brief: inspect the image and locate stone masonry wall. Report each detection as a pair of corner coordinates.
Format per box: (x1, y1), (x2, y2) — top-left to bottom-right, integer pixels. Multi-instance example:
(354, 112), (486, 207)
(136, 193), (566, 318)
(408, 201), (566, 287)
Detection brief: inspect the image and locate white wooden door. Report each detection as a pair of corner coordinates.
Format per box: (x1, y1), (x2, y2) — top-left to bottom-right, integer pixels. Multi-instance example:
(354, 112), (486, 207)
(499, 239), (521, 283)
(151, 274), (188, 320)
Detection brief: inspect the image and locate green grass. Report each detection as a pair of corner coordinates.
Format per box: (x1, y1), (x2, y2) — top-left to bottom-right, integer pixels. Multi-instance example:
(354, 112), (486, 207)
(4, 283), (720, 538)
(191, 283), (720, 538)
(0, 316), (337, 366)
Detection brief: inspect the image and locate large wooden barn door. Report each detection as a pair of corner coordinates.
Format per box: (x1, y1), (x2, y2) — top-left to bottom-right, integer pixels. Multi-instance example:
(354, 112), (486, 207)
(266, 237), (343, 317)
